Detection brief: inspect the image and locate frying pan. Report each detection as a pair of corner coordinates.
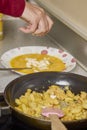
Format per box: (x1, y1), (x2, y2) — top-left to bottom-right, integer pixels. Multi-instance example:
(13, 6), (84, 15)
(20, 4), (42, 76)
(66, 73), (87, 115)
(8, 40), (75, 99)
(4, 72), (87, 130)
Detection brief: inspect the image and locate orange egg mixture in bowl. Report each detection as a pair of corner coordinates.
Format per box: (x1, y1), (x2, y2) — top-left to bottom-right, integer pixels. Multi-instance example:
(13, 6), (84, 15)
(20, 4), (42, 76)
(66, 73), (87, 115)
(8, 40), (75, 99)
(1, 46), (76, 75)
(10, 54), (66, 74)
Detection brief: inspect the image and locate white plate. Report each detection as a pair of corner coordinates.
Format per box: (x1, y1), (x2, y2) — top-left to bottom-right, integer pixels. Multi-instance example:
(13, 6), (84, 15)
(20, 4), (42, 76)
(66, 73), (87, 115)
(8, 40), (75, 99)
(0, 46), (76, 75)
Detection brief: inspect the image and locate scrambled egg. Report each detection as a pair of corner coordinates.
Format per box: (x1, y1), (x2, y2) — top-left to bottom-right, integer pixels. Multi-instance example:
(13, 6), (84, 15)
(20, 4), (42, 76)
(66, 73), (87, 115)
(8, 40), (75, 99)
(10, 54), (65, 74)
(15, 85), (87, 121)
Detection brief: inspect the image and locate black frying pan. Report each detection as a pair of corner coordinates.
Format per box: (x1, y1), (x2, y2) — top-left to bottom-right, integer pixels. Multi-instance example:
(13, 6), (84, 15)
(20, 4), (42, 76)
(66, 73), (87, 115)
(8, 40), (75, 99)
(4, 72), (87, 130)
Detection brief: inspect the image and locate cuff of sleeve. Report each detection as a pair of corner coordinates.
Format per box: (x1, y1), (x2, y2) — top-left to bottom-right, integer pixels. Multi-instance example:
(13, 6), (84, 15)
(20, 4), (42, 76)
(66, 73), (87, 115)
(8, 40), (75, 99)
(0, 0), (26, 17)
(11, 0), (26, 17)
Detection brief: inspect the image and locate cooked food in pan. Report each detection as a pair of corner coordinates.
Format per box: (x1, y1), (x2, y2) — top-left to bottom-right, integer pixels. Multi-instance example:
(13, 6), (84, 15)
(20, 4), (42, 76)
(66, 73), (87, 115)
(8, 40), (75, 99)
(10, 54), (66, 74)
(15, 85), (87, 121)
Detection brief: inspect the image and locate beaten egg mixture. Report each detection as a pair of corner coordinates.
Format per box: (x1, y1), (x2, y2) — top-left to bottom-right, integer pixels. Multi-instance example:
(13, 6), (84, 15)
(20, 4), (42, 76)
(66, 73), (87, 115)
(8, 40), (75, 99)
(10, 54), (65, 74)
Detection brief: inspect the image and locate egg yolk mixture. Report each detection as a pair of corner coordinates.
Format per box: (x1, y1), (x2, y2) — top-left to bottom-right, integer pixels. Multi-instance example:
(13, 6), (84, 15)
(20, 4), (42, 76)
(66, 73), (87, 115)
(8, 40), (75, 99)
(10, 54), (66, 74)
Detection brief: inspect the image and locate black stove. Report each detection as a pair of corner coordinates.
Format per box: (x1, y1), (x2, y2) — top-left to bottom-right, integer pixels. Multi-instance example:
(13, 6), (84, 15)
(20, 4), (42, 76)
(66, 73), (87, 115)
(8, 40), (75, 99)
(0, 95), (87, 130)
(0, 115), (36, 130)
(0, 94), (37, 130)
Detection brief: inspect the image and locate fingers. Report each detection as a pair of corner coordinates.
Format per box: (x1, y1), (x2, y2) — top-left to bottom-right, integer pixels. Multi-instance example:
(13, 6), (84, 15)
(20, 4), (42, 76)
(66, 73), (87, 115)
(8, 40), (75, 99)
(46, 15), (54, 32)
(20, 2), (53, 36)
(19, 22), (38, 33)
(33, 15), (53, 36)
(20, 15), (53, 36)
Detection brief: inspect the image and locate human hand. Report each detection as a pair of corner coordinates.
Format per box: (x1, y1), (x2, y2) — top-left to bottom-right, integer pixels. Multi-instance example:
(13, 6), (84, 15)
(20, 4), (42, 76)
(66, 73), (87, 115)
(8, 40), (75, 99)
(19, 2), (53, 36)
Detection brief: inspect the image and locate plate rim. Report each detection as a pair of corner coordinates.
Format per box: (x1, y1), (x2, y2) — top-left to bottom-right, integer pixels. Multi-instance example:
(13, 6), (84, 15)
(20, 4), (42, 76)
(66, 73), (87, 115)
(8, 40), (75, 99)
(0, 46), (76, 75)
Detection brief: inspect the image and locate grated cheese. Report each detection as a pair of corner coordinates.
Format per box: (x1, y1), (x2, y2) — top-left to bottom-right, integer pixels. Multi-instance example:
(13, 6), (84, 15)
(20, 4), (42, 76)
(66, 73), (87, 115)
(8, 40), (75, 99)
(25, 57), (50, 70)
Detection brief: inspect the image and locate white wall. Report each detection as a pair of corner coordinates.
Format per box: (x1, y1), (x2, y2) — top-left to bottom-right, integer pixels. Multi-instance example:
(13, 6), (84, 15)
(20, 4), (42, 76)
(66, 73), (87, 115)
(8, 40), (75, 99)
(37, 0), (87, 40)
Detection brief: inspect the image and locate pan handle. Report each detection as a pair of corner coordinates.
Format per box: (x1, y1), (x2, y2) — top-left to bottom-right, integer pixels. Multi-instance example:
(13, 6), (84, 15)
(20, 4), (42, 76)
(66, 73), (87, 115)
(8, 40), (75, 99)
(0, 93), (11, 117)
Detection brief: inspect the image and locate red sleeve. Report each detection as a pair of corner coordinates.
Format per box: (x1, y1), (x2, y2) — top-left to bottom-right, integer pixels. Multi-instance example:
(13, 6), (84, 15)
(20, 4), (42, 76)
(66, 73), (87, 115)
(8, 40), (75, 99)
(0, 0), (25, 17)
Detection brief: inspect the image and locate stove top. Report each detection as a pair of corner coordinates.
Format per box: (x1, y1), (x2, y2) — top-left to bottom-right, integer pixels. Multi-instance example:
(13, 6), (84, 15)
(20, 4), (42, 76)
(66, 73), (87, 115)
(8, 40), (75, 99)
(0, 95), (87, 130)
(0, 115), (36, 130)
(0, 114), (87, 130)
(0, 94), (35, 130)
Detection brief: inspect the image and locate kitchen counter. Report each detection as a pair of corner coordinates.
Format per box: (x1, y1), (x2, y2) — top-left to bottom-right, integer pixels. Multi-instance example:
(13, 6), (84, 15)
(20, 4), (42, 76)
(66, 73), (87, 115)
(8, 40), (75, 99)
(36, 0), (87, 41)
(0, 18), (58, 93)
(0, 18), (87, 93)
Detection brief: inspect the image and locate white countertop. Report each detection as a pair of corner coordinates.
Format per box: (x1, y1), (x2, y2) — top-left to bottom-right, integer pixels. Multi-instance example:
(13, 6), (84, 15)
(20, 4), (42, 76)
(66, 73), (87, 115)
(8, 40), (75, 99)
(36, 0), (87, 41)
